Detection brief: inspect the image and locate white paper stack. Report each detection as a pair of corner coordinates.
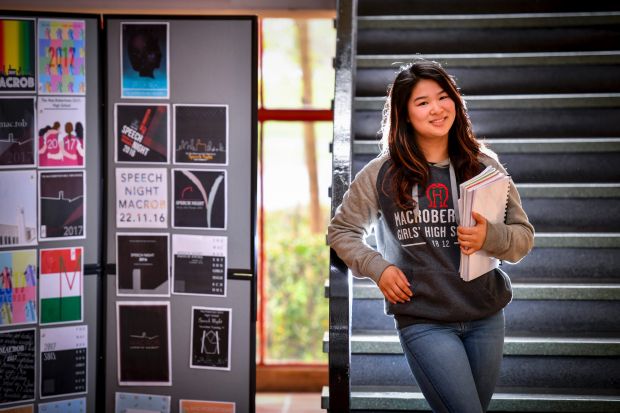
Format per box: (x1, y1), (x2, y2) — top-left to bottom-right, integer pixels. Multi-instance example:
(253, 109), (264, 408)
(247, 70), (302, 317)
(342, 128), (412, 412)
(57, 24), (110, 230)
(458, 166), (510, 281)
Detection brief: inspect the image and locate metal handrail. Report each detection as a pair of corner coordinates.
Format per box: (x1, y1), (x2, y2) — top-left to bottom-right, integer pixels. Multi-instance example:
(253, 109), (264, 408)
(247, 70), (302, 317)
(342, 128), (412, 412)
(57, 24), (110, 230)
(329, 0), (357, 411)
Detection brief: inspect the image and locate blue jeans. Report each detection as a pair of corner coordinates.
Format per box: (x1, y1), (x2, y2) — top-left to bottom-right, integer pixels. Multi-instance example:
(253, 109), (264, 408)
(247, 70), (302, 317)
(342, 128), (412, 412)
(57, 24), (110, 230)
(397, 310), (505, 413)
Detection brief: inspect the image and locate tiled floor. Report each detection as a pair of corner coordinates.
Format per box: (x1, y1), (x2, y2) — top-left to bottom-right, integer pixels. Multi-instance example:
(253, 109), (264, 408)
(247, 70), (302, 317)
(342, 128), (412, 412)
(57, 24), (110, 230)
(256, 393), (323, 413)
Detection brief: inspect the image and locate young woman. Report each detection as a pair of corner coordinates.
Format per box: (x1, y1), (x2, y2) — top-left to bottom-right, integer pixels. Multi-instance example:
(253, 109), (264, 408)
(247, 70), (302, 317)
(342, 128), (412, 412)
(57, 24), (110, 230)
(327, 60), (534, 413)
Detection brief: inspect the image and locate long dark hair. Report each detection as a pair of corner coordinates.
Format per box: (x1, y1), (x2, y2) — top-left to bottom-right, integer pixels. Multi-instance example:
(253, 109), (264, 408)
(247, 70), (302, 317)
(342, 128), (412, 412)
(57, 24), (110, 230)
(380, 59), (481, 208)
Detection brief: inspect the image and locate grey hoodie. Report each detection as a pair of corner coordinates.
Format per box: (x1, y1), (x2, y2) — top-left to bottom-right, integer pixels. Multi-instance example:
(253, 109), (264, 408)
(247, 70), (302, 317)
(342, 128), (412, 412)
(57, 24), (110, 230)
(327, 151), (534, 328)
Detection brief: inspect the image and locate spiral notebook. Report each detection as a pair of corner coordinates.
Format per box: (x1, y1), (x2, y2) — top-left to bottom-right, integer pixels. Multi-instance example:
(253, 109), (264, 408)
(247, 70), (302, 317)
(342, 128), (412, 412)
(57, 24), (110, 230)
(458, 166), (510, 281)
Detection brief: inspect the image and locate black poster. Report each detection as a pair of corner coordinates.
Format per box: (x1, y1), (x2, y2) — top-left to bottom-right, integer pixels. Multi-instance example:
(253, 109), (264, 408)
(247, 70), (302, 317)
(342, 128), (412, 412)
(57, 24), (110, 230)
(0, 97), (35, 168)
(39, 325), (87, 399)
(174, 105), (228, 165)
(172, 234), (227, 297)
(116, 234), (169, 296)
(172, 169), (226, 229)
(38, 171), (85, 240)
(0, 329), (35, 405)
(117, 302), (171, 386)
(115, 104), (169, 163)
(190, 307), (231, 370)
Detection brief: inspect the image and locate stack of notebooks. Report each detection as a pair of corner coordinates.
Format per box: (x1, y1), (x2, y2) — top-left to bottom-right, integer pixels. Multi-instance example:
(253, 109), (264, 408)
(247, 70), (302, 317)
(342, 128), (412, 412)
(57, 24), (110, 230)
(458, 165), (510, 281)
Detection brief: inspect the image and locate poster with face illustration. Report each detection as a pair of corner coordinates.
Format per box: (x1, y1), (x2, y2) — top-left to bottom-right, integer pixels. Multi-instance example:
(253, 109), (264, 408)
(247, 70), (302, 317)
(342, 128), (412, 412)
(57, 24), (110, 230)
(0, 97), (35, 168)
(121, 22), (169, 99)
(37, 19), (86, 95)
(37, 96), (86, 168)
(0, 18), (36, 94)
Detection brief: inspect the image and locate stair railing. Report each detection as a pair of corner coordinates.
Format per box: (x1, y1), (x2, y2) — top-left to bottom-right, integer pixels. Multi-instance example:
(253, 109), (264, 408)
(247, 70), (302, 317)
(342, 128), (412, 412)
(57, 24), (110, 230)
(329, 0), (357, 411)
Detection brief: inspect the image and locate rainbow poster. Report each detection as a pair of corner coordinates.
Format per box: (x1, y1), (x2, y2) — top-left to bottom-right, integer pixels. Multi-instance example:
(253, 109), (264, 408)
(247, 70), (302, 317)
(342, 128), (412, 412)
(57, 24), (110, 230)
(0, 249), (37, 326)
(0, 18), (36, 93)
(38, 19), (86, 95)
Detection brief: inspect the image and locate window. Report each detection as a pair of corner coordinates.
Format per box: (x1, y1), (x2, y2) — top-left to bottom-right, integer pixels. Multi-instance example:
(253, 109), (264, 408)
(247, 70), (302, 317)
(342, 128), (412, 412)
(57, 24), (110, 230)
(258, 18), (335, 364)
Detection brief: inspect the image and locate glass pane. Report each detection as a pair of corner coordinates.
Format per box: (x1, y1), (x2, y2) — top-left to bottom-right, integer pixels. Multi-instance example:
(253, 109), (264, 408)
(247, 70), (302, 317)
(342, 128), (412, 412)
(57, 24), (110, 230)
(261, 121), (332, 363)
(262, 18), (336, 109)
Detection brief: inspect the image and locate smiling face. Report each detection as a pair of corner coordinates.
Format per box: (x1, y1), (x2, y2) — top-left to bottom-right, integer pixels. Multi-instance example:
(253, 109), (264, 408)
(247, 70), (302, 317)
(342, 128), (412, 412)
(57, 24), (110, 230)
(407, 78), (456, 145)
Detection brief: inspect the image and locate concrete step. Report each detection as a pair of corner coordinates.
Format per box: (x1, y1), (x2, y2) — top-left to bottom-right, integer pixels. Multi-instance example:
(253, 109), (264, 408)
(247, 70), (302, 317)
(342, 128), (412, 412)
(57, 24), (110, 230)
(351, 297), (620, 334)
(357, 54), (620, 96)
(354, 107), (620, 140)
(322, 386), (620, 412)
(352, 137), (620, 155)
(509, 247), (620, 283)
(358, 0), (620, 16)
(324, 331), (620, 356)
(522, 197), (620, 232)
(357, 13), (620, 55)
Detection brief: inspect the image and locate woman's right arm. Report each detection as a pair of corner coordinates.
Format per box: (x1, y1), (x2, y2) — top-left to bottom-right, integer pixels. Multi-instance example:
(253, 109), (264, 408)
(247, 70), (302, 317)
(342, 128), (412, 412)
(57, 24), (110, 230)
(327, 158), (393, 284)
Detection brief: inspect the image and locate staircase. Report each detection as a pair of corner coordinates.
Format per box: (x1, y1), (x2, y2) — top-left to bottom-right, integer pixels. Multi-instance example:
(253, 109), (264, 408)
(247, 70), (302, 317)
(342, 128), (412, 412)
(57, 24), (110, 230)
(325, 0), (620, 411)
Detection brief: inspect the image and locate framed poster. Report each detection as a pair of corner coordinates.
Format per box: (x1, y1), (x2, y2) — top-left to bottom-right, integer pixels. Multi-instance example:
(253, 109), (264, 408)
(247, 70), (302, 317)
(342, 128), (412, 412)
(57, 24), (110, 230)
(115, 103), (169, 163)
(0, 170), (37, 247)
(172, 169), (226, 230)
(39, 325), (88, 399)
(37, 19), (86, 95)
(116, 233), (170, 297)
(39, 247), (83, 325)
(0, 249), (37, 326)
(172, 234), (227, 297)
(38, 398), (86, 413)
(37, 96), (86, 168)
(38, 170), (85, 241)
(116, 168), (167, 228)
(117, 301), (171, 386)
(115, 392), (171, 413)
(189, 307), (231, 371)
(173, 104), (228, 165)
(121, 22), (169, 99)
(0, 18), (36, 94)
(0, 97), (35, 168)
(0, 328), (35, 406)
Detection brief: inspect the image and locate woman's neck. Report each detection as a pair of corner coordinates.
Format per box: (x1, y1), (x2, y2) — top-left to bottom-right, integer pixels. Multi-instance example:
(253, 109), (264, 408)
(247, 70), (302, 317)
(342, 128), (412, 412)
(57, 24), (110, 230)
(416, 136), (449, 163)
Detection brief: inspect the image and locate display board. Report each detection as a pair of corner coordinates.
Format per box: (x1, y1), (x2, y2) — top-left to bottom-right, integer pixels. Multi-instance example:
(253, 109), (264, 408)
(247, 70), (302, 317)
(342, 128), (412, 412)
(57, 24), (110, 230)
(0, 11), (102, 413)
(103, 16), (257, 413)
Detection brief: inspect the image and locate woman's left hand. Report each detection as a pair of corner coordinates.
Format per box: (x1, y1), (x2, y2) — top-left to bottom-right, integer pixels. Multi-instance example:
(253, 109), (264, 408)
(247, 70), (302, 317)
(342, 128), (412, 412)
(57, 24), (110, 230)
(457, 211), (488, 255)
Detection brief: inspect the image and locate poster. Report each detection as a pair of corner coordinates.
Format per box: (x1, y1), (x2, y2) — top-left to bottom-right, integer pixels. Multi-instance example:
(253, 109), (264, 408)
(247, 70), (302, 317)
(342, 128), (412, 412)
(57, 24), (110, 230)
(172, 234), (227, 297)
(39, 325), (87, 399)
(115, 103), (169, 163)
(121, 22), (169, 99)
(39, 247), (83, 325)
(115, 392), (171, 413)
(0, 97), (35, 168)
(116, 168), (167, 228)
(190, 307), (231, 371)
(116, 233), (169, 297)
(0, 19), (36, 93)
(38, 170), (85, 240)
(173, 105), (228, 165)
(180, 399), (234, 413)
(0, 249), (37, 326)
(0, 329), (35, 406)
(0, 405), (33, 413)
(117, 302), (171, 386)
(172, 169), (226, 230)
(38, 397), (86, 413)
(0, 170), (37, 247)
(37, 96), (86, 168)
(37, 19), (86, 95)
